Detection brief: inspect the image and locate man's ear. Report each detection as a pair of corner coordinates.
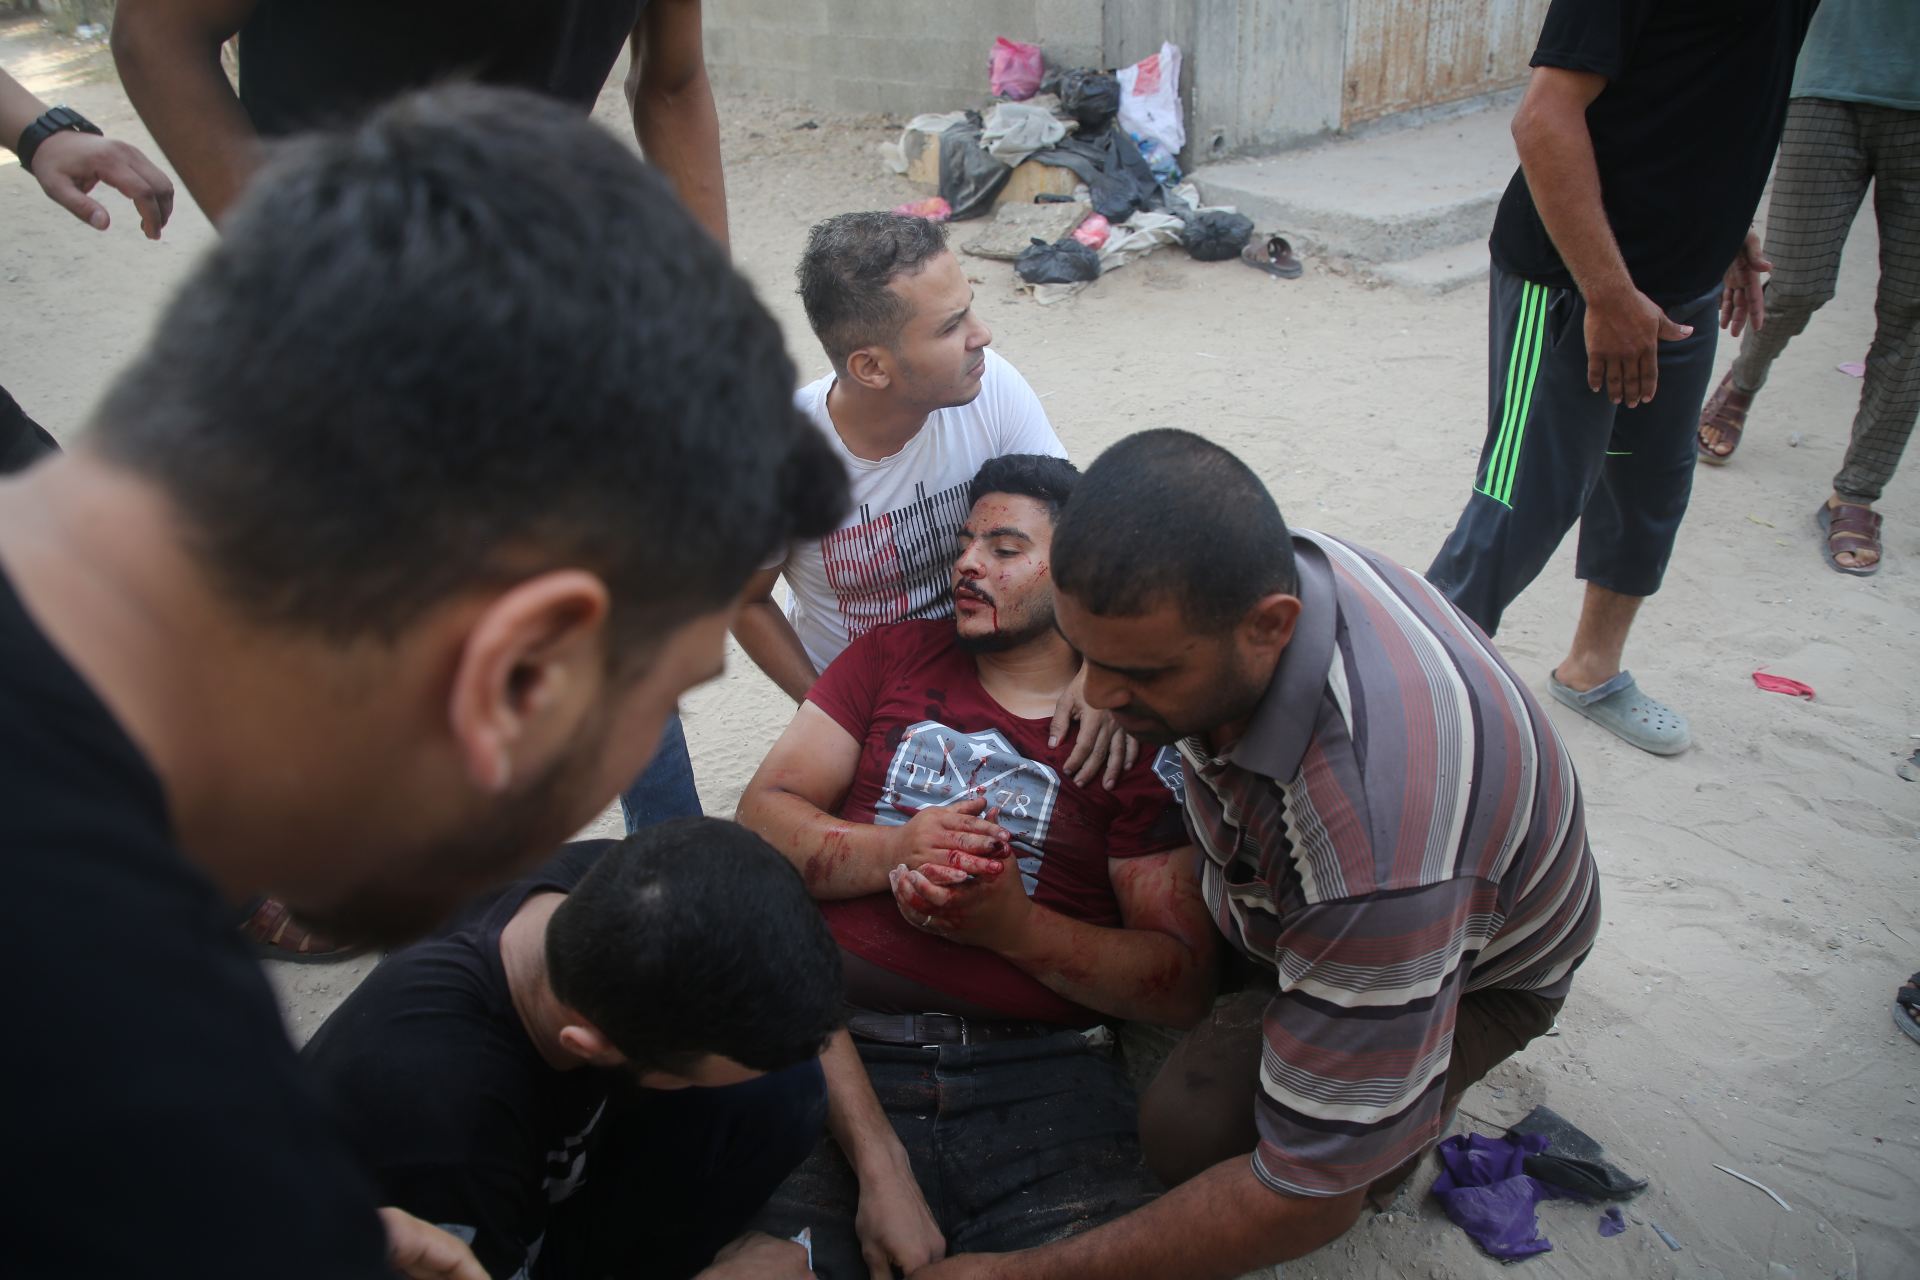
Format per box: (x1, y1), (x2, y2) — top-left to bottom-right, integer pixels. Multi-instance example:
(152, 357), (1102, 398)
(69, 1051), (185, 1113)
(1240, 592), (1302, 663)
(842, 346), (892, 393)
(556, 1020), (624, 1068)
(446, 570), (611, 794)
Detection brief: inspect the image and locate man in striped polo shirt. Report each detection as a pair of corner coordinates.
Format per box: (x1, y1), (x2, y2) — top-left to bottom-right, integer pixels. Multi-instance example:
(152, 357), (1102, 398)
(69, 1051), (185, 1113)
(913, 430), (1600, 1279)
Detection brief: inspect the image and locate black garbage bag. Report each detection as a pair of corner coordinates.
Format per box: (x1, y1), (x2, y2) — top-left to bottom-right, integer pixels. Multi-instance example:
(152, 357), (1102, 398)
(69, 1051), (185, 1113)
(1184, 209), (1255, 261)
(1055, 68), (1121, 131)
(1015, 236), (1101, 286)
(1029, 124), (1160, 222)
(937, 116), (1010, 221)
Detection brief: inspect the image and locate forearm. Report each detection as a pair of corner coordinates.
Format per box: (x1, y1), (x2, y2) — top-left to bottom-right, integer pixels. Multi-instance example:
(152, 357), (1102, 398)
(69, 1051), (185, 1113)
(732, 599), (817, 702)
(822, 1030), (908, 1180)
(632, 69), (728, 250)
(997, 905), (1211, 1027)
(0, 69), (47, 149)
(1514, 108), (1632, 302)
(112, 8), (259, 222)
(985, 1157), (1359, 1280)
(736, 787), (901, 898)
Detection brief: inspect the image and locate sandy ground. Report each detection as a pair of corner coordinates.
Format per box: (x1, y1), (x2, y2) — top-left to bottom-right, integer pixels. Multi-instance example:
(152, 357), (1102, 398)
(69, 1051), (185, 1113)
(3, 18), (1915, 1280)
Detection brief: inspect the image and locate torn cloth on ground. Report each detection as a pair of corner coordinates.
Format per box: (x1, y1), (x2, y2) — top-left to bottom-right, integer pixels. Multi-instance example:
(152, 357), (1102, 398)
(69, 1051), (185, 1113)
(981, 102), (1068, 168)
(1028, 124), (1161, 222)
(1752, 671), (1816, 700)
(938, 119), (1011, 220)
(1431, 1131), (1565, 1261)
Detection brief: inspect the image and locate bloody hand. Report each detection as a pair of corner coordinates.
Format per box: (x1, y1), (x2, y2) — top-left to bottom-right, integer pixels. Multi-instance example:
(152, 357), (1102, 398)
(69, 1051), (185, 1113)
(886, 797), (1011, 869)
(890, 844), (1031, 953)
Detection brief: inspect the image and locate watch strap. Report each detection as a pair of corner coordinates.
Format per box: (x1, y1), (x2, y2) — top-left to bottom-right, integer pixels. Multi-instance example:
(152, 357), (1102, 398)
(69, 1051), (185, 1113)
(16, 105), (103, 175)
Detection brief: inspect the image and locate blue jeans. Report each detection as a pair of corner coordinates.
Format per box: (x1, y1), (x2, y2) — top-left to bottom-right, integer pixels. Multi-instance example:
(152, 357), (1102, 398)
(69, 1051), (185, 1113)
(618, 713), (703, 833)
(536, 1058), (828, 1280)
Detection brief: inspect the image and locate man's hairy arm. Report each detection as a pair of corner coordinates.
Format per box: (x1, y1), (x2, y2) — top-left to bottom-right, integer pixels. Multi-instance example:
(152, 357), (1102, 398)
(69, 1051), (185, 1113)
(913, 1157), (1364, 1280)
(113, 0), (261, 224)
(736, 703), (1011, 899)
(1511, 65), (1691, 408)
(732, 568), (819, 704)
(626, 0), (727, 249)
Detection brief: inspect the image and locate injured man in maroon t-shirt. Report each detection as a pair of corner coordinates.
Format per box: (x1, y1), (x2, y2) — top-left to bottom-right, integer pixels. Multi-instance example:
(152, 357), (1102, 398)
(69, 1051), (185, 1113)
(738, 454), (1217, 1278)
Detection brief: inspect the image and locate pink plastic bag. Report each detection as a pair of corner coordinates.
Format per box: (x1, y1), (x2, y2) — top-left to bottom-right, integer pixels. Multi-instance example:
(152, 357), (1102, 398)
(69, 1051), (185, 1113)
(989, 37), (1044, 101)
(1752, 671), (1815, 700)
(1072, 214), (1111, 250)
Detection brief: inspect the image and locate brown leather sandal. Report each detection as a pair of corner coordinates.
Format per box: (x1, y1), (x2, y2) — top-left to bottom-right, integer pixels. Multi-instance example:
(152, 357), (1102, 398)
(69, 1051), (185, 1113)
(1814, 501), (1882, 576)
(1696, 372), (1752, 465)
(240, 897), (363, 964)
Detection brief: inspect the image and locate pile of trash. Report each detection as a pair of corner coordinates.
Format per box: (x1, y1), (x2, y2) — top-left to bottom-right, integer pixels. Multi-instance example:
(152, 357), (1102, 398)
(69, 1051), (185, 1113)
(882, 37), (1259, 303)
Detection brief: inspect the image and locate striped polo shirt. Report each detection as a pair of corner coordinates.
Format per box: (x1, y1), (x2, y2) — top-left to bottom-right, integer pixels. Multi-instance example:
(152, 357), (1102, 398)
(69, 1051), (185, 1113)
(1180, 530), (1599, 1198)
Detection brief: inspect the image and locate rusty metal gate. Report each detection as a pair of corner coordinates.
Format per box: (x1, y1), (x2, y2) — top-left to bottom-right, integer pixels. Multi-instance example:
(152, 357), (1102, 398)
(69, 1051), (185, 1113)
(1343, 0), (1551, 127)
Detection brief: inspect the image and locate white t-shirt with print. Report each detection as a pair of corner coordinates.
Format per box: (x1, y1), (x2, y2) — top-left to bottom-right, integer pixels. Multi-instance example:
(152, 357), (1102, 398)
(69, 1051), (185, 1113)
(779, 347), (1067, 672)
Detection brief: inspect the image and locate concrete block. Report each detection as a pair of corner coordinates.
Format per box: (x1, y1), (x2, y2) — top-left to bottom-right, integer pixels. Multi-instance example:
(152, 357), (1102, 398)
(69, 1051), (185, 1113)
(1371, 239), (1492, 294)
(1192, 103), (1516, 264)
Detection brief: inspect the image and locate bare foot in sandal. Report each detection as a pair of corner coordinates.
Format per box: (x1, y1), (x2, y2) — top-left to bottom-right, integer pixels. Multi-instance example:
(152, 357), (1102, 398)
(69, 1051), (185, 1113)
(1819, 494), (1883, 575)
(1696, 372), (1753, 464)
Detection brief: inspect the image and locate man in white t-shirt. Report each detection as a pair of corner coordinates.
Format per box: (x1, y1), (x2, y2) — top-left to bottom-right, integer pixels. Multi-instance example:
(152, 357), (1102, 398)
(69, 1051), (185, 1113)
(739, 212), (1142, 780)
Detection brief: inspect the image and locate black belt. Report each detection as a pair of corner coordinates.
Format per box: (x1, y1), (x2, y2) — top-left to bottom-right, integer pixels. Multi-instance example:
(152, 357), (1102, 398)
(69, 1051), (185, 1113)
(846, 1011), (1077, 1048)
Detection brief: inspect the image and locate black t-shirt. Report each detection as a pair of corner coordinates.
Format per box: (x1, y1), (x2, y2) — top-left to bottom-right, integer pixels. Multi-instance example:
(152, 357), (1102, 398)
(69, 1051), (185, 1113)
(238, 0), (649, 136)
(0, 566), (390, 1277)
(1488, 0), (1818, 304)
(301, 840), (615, 1279)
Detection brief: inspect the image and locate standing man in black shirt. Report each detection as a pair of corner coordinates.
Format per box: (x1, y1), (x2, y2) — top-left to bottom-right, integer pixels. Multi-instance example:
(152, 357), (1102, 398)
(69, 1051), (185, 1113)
(112, 0), (726, 244)
(1428, 0), (1818, 756)
(0, 88), (845, 1279)
(303, 823), (844, 1279)
(112, 0), (731, 957)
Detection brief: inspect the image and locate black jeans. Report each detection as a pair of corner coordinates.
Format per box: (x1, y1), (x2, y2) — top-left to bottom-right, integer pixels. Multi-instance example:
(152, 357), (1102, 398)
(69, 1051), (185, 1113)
(538, 1058), (828, 1280)
(754, 1031), (1159, 1278)
(0, 383), (58, 475)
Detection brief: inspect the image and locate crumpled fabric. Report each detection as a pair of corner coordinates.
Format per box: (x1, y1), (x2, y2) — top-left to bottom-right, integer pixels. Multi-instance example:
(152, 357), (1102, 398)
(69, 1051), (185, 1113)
(981, 101), (1068, 168)
(1028, 124), (1161, 222)
(881, 111), (972, 174)
(1431, 1131), (1564, 1261)
(1752, 671), (1815, 700)
(1509, 1105), (1648, 1201)
(1599, 1207), (1627, 1237)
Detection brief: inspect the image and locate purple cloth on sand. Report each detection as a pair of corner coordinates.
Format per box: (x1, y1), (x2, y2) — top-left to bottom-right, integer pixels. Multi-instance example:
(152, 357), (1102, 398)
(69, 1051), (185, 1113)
(1431, 1131), (1566, 1260)
(1599, 1206), (1627, 1236)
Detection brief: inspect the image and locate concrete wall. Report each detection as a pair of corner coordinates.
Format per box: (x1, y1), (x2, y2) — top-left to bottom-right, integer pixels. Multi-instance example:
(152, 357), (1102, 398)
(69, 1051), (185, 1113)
(703, 0), (1540, 160)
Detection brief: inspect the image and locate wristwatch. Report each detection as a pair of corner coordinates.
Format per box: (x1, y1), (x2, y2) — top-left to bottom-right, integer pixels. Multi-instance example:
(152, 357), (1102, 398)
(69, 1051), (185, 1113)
(15, 106), (103, 175)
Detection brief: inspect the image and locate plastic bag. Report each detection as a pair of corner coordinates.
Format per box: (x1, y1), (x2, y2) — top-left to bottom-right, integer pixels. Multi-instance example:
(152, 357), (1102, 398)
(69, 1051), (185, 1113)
(1015, 236), (1101, 285)
(1183, 210), (1254, 261)
(938, 119), (1012, 221)
(1055, 68), (1121, 131)
(989, 37), (1044, 101)
(1071, 214), (1111, 250)
(892, 196), (952, 223)
(1118, 43), (1185, 156)
(981, 101), (1067, 168)
(1430, 1132), (1564, 1262)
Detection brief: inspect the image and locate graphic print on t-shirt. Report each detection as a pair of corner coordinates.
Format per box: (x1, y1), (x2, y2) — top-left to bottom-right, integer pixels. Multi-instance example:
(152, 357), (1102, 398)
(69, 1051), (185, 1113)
(541, 1097), (605, 1205)
(875, 721), (1060, 893)
(1152, 746), (1187, 804)
(823, 482), (970, 645)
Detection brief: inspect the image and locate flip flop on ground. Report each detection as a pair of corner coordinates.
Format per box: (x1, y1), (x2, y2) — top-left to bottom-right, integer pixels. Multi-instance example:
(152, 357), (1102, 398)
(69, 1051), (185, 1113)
(1696, 372), (1752, 465)
(1548, 669), (1691, 756)
(1896, 974), (1920, 1046)
(1242, 234), (1303, 279)
(1815, 500), (1882, 576)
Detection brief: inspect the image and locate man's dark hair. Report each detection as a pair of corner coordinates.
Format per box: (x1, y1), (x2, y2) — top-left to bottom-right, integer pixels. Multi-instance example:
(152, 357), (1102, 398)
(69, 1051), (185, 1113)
(545, 818), (843, 1076)
(89, 86), (847, 659)
(967, 453), (1080, 521)
(797, 211), (950, 367)
(1052, 429), (1298, 631)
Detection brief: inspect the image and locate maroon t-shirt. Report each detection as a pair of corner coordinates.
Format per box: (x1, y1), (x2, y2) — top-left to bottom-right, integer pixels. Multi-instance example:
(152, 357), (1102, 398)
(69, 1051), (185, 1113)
(806, 620), (1187, 1023)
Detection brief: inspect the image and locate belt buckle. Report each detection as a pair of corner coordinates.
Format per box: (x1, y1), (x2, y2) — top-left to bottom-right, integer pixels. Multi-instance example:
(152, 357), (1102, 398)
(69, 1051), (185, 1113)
(919, 1011), (966, 1050)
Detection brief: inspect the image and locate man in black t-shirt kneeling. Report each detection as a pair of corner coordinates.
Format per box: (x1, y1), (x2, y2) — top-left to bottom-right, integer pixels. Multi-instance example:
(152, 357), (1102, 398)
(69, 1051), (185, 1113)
(303, 819), (844, 1280)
